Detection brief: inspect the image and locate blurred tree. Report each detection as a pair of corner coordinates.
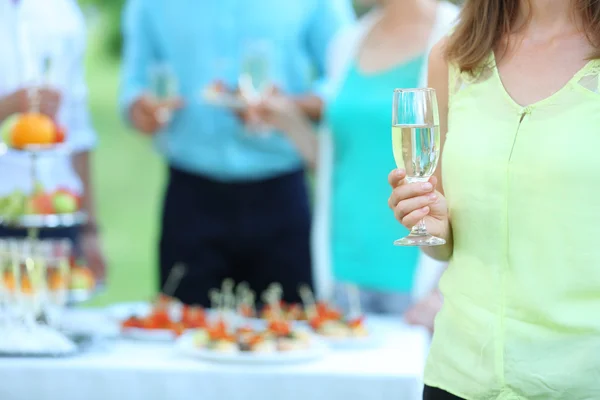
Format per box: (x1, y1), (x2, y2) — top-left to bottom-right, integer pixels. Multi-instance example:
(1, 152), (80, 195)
(79, 0), (125, 58)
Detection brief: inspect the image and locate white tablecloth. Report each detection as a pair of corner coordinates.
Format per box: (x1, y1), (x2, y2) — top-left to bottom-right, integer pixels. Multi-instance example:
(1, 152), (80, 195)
(0, 314), (429, 400)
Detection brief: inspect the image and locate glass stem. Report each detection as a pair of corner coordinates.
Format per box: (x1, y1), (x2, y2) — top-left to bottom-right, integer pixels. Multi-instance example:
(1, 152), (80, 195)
(411, 219), (428, 236)
(28, 87), (41, 114)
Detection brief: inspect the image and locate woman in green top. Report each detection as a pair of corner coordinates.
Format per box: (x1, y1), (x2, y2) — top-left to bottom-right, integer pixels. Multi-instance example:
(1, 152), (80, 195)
(261, 0), (457, 318)
(389, 0), (600, 398)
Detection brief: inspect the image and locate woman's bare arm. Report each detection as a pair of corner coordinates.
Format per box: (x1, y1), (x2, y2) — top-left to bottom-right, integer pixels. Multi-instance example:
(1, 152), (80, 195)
(422, 38), (454, 261)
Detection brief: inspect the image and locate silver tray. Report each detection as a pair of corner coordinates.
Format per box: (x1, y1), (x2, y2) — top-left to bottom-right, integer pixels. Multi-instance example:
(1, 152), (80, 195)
(0, 142), (72, 157)
(0, 211), (88, 229)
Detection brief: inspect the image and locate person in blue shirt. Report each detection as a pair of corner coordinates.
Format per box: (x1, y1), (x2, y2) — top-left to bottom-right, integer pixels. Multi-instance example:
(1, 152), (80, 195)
(119, 0), (355, 306)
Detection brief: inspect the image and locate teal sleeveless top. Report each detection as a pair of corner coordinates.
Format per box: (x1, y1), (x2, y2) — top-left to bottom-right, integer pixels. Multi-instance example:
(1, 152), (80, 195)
(325, 55), (425, 292)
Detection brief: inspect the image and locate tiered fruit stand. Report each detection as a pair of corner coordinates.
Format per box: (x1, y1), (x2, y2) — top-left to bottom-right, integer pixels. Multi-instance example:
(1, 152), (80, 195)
(0, 140), (96, 305)
(0, 133), (100, 357)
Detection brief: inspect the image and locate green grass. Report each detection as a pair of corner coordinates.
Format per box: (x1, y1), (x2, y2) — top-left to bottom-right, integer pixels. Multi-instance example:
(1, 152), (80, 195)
(85, 25), (164, 306)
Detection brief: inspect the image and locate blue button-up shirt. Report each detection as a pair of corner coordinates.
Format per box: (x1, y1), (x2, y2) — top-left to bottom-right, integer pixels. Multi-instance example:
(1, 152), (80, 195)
(120, 0), (354, 181)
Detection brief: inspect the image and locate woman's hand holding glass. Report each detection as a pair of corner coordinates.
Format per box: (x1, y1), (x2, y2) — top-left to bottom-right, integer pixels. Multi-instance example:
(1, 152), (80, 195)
(387, 168), (450, 243)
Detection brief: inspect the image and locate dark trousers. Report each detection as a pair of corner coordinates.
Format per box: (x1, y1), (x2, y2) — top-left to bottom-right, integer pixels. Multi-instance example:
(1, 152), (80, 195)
(159, 166), (313, 307)
(423, 386), (465, 400)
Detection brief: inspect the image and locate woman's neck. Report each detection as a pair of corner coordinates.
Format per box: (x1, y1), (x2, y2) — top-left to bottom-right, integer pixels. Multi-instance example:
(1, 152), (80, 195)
(380, 0), (437, 25)
(518, 0), (579, 36)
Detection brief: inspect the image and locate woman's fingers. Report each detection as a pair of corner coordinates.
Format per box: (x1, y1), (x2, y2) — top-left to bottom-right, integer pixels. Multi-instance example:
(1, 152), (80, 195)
(388, 169), (406, 188)
(393, 193), (437, 221)
(388, 180), (435, 209)
(401, 206), (430, 228)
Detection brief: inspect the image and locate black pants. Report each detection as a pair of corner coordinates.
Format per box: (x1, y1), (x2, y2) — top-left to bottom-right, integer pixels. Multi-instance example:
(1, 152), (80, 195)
(423, 386), (465, 400)
(159, 166), (313, 306)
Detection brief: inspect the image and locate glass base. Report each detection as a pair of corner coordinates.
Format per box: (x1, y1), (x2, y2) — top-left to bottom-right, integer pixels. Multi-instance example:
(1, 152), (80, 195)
(394, 233), (446, 247)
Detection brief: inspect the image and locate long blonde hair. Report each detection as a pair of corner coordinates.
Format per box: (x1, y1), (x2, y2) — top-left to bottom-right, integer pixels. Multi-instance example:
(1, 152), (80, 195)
(446, 0), (600, 75)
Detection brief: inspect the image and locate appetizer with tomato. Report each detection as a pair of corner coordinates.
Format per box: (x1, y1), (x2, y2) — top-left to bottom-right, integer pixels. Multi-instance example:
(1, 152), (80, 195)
(121, 297), (206, 336)
(260, 301), (307, 321)
(308, 303), (368, 338)
(192, 317), (311, 353)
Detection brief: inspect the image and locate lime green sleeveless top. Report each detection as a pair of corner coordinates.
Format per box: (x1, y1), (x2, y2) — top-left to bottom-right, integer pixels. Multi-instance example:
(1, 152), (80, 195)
(426, 55), (600, 399)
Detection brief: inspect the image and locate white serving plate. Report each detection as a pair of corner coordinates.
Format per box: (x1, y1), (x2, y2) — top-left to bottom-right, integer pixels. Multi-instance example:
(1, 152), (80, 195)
(201, 90), (246, 109)
(121, 327), (179, 342)
(176, 330), (329, 365)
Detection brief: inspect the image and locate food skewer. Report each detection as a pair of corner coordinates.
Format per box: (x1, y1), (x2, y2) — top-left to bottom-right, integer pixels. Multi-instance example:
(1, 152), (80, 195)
(262, 284), (283, 321)
(221, 279), (235, 310)
(246, 290), (256, 319)
(209, 288), (222, 319)
(298, 284), (318, 320)
(235, 282), (256, 319)
(235, 281), (249, 312)
(161, 263), (187, 298)
(221, 278), (236, 327)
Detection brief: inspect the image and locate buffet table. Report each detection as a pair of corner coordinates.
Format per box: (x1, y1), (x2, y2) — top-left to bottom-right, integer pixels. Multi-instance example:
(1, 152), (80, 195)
(0, 312), (429, 400)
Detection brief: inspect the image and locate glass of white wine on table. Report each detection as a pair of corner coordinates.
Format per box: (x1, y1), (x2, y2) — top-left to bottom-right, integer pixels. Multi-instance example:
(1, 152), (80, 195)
(391, 88), (445, 247)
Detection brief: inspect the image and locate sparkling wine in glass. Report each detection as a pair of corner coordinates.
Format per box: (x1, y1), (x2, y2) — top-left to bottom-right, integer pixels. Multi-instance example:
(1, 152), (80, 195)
(391, 88), (445, 247)
(238, 40), (273, 104)
(149, 63), (179, 124)
(238, 40), (275, 137)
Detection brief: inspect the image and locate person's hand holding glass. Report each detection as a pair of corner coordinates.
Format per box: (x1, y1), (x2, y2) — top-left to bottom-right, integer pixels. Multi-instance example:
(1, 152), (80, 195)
(130, 63), (183, 136)
(238, 40), (277, 136)
(388, 88), (448, 247)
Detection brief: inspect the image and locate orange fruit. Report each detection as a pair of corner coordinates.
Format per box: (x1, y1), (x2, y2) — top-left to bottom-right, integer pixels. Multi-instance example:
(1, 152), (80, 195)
(11, 113), (57, 148)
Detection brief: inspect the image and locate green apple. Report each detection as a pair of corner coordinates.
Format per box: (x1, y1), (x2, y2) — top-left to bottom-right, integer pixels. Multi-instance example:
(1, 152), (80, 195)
(0, 114), (20, 146)
(2, 190), (26, 218)
(52, 193), (78, 214)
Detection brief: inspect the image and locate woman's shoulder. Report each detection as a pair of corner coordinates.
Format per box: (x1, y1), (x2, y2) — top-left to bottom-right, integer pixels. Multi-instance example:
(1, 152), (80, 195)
(328, 8), (383, 56)
(325, 8), (383, 89)
(429, 37), (450, 77)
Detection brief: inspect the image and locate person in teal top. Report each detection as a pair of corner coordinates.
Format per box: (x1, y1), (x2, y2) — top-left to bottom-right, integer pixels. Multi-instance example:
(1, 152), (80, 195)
(326, 57), (424, 302)
(257, 0), (458, 317)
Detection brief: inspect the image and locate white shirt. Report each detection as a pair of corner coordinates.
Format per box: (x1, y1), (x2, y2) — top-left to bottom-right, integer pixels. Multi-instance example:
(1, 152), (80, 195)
(0, 0), (96, 196)
(311, 2), (460, 301)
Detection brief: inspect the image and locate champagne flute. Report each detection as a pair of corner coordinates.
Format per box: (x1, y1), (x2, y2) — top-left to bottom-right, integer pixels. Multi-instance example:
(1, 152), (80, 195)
(391, 88), (445, 247)
(238, 40), (275, 136)
(149, 63), (179, 124)
(238, 40), (273, 104)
